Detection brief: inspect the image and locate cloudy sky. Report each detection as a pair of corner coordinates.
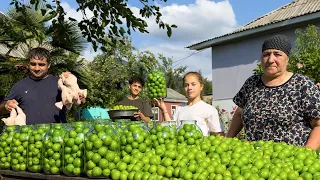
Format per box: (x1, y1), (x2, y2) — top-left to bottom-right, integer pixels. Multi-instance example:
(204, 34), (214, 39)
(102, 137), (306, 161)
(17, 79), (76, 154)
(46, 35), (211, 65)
(0, 0), (292, 80)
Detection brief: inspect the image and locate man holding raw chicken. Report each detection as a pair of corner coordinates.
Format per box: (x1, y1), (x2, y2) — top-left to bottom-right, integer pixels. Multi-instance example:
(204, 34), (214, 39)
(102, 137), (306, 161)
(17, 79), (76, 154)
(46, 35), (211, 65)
(0, 47), (86, 125)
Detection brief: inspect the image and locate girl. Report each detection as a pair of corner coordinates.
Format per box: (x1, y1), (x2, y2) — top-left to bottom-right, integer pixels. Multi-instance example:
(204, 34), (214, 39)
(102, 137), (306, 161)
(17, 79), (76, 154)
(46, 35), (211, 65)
(154, 72), (224, 136)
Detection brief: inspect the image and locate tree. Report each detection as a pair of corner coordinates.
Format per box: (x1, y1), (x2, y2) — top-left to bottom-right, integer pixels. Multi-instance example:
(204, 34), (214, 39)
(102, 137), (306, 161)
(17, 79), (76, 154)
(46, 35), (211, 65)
(86, 38), (160, 108)
(0, 58), (26, 98)
(10, 0), (177, 52)
(203, 77), (212, 95)
(84, 37), (191, 108)
(0, 4), (86, 57)
(157, 54), (187, 95)
(287, 25), (320, 82)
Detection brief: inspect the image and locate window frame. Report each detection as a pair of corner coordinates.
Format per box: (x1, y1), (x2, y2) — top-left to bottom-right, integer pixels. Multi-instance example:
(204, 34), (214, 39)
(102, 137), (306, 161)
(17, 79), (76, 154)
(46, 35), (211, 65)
(152, 107), (159, 121)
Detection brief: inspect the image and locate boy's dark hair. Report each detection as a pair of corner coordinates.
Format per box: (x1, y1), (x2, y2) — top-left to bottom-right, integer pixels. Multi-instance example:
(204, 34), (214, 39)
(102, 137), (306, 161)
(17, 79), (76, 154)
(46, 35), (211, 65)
(129, 76), (145, 87)
(28, 47), (51, 64)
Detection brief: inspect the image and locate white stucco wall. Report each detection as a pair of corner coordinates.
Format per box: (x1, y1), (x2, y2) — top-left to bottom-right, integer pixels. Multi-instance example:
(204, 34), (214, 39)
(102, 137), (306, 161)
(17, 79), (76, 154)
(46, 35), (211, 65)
(211, 23), (320, 112)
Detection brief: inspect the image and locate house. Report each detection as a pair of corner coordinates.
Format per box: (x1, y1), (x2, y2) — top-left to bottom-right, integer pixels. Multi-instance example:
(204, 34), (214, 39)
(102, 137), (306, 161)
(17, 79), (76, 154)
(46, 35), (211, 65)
(187, 0), (320, 112)
(152, 88), (187, 121)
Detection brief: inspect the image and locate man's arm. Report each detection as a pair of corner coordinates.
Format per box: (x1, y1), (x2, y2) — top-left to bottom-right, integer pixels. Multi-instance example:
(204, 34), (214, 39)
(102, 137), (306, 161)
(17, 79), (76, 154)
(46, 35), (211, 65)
(305, 119), (320, 150)
(134, 111), (151, 122)
(0, 100), (18, 114)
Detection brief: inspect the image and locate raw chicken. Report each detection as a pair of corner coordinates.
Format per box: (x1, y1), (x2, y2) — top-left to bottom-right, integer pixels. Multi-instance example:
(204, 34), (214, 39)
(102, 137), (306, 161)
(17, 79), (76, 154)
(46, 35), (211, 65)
(1, 105), (26, 125)
(1, 107), (17, 125)
(55, 72), (87, 110)
(15, 106), (26, 125)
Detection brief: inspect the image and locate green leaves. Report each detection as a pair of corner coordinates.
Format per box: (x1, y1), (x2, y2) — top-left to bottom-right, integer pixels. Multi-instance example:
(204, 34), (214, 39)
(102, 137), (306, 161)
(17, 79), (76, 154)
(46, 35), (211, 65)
(287, 25), (320, 83)
(166, 24), (172, 37)
(40, 9), (46, 16)
(10, 0), (177, 52)
(253, 63), (263, 75)
(68, 17), (77, 22)
(85, 37), (188, 108)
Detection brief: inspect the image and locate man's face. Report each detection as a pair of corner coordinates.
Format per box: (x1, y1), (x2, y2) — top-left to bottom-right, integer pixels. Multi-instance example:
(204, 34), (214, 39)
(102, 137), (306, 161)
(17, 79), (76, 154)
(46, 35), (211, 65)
(29, 57), (50, 80)
(129, 82), (143, 96)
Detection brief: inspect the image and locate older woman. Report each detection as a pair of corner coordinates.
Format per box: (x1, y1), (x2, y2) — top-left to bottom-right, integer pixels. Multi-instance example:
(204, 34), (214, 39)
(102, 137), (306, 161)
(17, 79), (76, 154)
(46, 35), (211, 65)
(226, 34), (320, 150)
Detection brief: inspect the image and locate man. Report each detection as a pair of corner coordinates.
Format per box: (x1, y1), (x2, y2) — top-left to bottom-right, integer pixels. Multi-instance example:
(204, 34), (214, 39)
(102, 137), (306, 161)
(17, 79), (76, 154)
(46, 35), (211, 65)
(0, 47), (85, 124)
(118, 76), (153, 121)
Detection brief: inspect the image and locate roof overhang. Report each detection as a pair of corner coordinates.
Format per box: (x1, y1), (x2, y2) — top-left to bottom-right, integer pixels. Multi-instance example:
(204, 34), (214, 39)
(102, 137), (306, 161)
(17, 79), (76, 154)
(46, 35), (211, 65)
(187, 11), (320, 50)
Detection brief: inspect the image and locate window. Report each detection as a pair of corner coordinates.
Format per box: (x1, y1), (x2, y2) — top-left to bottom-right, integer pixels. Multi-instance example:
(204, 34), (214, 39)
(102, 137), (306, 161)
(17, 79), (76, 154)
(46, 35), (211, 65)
(171, 105), (178, 118)
(152, 107), (159, 121)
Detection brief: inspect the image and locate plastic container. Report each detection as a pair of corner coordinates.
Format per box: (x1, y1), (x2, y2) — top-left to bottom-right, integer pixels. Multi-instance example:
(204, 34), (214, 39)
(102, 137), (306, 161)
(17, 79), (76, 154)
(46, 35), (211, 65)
(84, 121), (120, 178)
(27, 124), (50, 172)
(43, 123), (68, 175)
(0, 125), (17, 169)
(62, 121), (91, 176)
(147, 70), (167, 99)
(150, 120), (178, 149)
(11, 125), (32, 171)
(176, 120), (203, 145)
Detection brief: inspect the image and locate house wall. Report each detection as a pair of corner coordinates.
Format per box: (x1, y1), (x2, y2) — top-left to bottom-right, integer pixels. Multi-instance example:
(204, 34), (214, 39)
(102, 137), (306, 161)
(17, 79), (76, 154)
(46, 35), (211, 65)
(152, 101), (185, 121)
(211, 22), (320, 112)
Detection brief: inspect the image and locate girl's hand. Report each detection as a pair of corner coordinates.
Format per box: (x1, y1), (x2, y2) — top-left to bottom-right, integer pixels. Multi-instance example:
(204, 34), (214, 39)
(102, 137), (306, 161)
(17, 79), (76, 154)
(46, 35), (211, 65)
(153, 98), (167, 111)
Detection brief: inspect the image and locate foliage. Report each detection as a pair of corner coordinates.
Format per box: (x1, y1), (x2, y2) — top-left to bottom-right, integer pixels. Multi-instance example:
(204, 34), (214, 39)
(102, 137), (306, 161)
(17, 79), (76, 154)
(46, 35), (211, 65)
(84, 37), (192, 109)
(85, 38), (160, 108)
(157, 54), (187, 95)
(0, 59), (28, 98)
(10, 0), (177, 52)
(287, 25), (320, 83)
(203, 77), (213, 96)
(216, 105), (245, 138)
(0, 4), (86, 56)
(216, 106), (236, 133)
(253, 63), (263, 75)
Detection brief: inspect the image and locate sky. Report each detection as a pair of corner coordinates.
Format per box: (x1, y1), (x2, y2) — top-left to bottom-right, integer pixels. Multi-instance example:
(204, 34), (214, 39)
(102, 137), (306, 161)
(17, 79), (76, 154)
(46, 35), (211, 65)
(0, 0), (293, 80)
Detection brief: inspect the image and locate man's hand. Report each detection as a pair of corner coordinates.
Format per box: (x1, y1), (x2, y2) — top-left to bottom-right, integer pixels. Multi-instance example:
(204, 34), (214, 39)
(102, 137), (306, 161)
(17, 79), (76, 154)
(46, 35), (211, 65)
(134, 110), (144, 118)
(79, 93), (86, 104)
(61, 72), (72, 78)
(134, 110), (150, 121)
(5, 99), (18, 112)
